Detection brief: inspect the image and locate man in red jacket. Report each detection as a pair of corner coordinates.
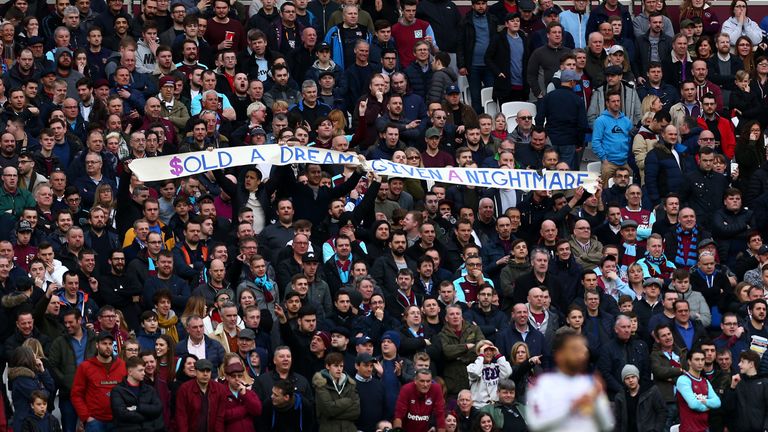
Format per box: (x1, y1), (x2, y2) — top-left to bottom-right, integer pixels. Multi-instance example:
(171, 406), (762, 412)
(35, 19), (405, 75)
(70, 331), (128, 432)
(393, 369), (446, 432)
(175, 359), (227, 432)
(221, 362), (262, 432)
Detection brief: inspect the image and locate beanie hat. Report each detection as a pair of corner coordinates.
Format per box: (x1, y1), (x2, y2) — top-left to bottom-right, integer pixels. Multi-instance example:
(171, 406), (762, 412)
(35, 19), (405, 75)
(381, 331), (401, 349)
(314, 331), (331, 349)
(621, 364), (640, 381)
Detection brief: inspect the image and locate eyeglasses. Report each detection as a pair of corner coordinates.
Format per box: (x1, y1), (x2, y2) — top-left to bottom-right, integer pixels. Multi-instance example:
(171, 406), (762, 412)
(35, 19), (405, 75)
(407, 155), (420, 160)
(699, 137), (715, 142)
(518, 116), (533, 120)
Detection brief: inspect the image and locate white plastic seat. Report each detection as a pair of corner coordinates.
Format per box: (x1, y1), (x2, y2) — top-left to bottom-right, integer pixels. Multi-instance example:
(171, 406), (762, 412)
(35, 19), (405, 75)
(458, 75), (470, 105)
(501, 101), (537, 131)
(481, 87), (497, 116)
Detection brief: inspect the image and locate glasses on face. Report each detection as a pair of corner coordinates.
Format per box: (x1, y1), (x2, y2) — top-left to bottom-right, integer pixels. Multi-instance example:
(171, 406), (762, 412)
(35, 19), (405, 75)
(147, 240), (163, 245)
(700, 137), (715, 142)
(407, 155), (420, 160)
(518, 116), (532, 121)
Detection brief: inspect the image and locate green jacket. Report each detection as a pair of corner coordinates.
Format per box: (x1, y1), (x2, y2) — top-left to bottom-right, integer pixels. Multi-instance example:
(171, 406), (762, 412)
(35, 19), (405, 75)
(0, 186), (35, 216)
(439, 321), (485, 395)
(312, 370), (361, 432)
(48, 329), (97, 397)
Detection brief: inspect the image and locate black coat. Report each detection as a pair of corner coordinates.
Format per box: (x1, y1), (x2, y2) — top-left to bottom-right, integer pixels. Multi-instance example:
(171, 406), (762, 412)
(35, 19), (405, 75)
(635, 32), (672, 77)
(370, 253), (417, 294)
(484, 30), (529, 101)
(110, 379), (164, 432)
(456, 12), (499, 71)
(679, 168), (729, 229)
(613, 385), (666, 432)
(596, 336), (652, 401)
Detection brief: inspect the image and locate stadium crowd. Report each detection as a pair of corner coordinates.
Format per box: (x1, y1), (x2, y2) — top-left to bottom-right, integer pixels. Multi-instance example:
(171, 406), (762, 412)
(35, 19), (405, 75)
(1, 0), (768, 430)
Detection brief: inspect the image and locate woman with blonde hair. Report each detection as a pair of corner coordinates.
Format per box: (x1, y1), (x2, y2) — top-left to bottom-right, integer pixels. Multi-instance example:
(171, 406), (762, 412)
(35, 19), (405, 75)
(328, 109), (348, 136)
(508, 342), (541, 403)
(181, 296), (207, 328)
(641, 95), (662, 114)
(94, 184), (117, 229)
(403, 147), (426, 200)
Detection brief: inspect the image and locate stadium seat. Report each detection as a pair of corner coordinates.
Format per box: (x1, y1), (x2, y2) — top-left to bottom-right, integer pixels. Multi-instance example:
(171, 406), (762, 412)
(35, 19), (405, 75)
(458, 75), (470, 105)
(481, 87), (497, 116)
(501, 101), (537, 132)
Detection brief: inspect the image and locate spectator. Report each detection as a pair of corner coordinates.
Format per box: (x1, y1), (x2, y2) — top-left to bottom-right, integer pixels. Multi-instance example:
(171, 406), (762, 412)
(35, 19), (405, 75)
(110, 356), (164, 432)
(312, 352), (360, 432)
(613, 364), (666, 432)
(175, 358), (227, 432)
(70, 331), (128, 431)
(676, 347), (721, 432)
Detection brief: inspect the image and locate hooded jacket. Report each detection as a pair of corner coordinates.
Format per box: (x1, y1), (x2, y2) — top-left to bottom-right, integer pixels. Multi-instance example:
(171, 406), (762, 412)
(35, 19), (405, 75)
(312, 370), (360, 432)
(9, 366), (56, 432)
(587, 83), (643, 127)
(644, 140), (696, 203)
(592, 110), (632, 165)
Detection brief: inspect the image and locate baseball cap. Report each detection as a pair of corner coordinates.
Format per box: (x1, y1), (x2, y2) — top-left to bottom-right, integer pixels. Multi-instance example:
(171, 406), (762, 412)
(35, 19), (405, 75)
(356, 352), (375, 363)
(560, 69), (581, 82)
(318, 70), (335, 79)
(355, 335), (373, 346)
(445, 85), (461, 95)
(16, 220), (33, 233)
(642, 277), (663, 288)
(605, 65), (624, 76)
(681, 18), (695, 28)
(318, 42), (331, 51)
(759, 245), (768, 255)
(302, 252), (320, 263)
(607, 45), (625, 56)
(543, 6), (560, 16)
(96, 331), (115, 342)
(249, 126), (266, 136)
(426, 127), (441, 138)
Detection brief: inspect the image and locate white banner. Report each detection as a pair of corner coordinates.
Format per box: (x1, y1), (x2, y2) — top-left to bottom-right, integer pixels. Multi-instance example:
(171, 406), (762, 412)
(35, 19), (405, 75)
(129, 145), (600, 192)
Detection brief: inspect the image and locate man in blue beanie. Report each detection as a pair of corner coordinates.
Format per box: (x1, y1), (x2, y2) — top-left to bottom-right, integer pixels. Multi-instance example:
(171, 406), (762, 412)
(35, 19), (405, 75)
(379, 330), (415, 420)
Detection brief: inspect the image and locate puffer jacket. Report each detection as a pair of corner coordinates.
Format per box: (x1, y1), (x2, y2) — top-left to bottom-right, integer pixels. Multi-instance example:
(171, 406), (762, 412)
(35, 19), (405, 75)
(427, 68), (458, 103)
(110, 379), (164, 432)
(312, 371), (360, 432)
(644, 141), (696, 203)
(403, 61), (433, 99)
(439, 322), (485, 395)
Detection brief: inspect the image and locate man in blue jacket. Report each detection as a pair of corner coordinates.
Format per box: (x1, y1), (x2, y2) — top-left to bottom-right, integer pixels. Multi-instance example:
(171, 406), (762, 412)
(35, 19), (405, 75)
(535, 69), (588, 170)
(592, 89), (632, 185)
